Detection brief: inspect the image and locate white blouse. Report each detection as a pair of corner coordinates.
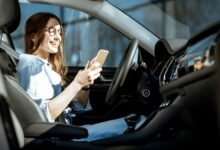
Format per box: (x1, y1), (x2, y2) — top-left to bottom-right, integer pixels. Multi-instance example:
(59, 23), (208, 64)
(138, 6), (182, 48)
(16, 54), (91, 122)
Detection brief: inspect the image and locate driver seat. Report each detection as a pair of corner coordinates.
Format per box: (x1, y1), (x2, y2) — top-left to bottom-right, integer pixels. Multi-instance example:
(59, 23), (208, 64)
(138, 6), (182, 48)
(0, 0), (47, 128)
(0, 0), (90, 141)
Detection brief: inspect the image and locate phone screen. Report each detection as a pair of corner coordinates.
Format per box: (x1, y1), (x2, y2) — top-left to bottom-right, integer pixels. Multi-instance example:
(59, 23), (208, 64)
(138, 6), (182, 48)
(95, 49), (109, 67)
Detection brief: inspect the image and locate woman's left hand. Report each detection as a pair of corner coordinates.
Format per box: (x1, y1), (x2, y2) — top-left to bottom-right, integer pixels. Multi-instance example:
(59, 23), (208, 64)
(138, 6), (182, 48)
(83, 59), (102, 84)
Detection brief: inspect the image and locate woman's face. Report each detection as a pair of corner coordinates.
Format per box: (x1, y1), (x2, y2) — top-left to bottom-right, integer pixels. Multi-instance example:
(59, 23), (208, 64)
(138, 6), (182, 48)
(38, 18), (62, 55)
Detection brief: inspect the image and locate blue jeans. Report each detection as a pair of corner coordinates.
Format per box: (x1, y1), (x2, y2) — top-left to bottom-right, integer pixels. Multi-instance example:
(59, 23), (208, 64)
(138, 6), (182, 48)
(75, 115), (147, 142)
(76, 117), (127, 142)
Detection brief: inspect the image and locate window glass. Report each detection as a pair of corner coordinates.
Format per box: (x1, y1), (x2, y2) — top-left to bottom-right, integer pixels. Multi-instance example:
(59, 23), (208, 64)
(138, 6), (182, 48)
(108, 0), (220, 39)
(11, 3), (129, 67)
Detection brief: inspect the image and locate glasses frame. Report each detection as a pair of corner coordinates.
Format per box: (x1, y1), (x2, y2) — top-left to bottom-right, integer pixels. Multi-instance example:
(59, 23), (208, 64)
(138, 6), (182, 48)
(45, 26), (64, 37)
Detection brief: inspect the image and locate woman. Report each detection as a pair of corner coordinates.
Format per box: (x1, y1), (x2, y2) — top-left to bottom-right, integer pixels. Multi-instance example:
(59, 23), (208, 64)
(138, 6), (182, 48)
(16, 12), (130, 142)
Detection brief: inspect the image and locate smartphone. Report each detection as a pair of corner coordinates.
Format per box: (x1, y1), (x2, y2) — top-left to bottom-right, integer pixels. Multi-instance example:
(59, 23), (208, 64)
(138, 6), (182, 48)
(95, 49), (109, 67)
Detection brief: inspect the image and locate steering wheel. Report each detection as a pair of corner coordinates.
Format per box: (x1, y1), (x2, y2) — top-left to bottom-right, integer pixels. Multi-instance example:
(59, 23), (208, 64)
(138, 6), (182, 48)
(105, 39), (139, 105)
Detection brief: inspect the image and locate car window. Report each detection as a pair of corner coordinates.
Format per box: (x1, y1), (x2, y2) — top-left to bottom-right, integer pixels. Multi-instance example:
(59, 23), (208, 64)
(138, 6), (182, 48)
(11, 3), (129, 67)
(108, 0), (220, 50)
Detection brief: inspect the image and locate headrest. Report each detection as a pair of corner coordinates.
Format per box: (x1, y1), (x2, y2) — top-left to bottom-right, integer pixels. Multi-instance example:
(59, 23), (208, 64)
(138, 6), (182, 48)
(0, 0), (20, 33)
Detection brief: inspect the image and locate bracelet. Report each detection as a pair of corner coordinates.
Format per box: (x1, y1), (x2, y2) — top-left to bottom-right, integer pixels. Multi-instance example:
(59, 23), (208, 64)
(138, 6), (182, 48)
(82, 86), (90, 91)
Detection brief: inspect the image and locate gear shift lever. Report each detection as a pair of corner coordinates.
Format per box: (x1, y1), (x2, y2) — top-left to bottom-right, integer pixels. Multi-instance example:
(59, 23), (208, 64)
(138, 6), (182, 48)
(124, 113), (141, 134)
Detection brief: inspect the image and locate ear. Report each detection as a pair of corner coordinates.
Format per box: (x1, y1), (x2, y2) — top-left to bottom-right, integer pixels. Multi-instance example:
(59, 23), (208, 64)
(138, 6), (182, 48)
(31, 33), (37, 43)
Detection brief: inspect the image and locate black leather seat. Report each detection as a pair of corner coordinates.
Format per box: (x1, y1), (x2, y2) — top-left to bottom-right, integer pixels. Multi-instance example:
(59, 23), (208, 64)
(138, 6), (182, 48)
(0, 95), (24, 150)
(0, 0), (20, 33)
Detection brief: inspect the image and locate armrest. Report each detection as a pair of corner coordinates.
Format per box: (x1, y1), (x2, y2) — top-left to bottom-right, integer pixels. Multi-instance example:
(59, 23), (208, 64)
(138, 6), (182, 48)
(24, 122), (88, 139)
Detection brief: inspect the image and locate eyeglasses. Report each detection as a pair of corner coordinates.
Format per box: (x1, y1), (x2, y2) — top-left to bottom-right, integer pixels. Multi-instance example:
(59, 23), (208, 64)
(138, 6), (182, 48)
(46, 26), (64, 36)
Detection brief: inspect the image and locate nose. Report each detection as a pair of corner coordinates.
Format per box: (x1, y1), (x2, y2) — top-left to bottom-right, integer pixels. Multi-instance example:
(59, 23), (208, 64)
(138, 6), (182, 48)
(54, 31), (62, 41)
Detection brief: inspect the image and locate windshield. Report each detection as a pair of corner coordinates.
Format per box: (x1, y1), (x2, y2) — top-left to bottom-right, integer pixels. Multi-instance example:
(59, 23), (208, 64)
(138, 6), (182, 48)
(108, 0), (220, 49)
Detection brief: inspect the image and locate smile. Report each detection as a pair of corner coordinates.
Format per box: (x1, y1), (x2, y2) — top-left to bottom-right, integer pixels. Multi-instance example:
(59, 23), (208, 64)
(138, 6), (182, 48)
(50, 42), (60, 47)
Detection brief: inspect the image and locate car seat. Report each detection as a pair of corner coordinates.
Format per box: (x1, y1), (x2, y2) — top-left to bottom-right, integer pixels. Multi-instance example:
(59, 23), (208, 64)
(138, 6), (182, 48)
(0, 95), (24, 150)
(0, 0), (90, 141)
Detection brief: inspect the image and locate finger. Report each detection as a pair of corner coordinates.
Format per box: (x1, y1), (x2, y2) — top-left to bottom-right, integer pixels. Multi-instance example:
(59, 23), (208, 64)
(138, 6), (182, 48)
(90, 66), (102, 74)
(88, 60), (97, 70)
(91, 57), (96, 63)
(88, 68), (102, 78)
(84, 60), (90, 70)
(93, 62), (101, 68)
(89, 73), (101, 81)
(94, 67), (102, 73)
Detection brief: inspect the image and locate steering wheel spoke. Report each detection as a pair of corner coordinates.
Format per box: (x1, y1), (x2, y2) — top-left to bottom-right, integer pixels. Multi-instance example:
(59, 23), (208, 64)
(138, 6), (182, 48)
(105, 39), (139, 106)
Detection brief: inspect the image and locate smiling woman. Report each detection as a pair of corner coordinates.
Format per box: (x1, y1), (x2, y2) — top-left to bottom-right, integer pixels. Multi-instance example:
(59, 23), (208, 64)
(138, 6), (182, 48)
(16, 12), (95, 121)
(25, 14), (62, 51)
(15, 12), (138, 142)
(12, 2), (130, 67)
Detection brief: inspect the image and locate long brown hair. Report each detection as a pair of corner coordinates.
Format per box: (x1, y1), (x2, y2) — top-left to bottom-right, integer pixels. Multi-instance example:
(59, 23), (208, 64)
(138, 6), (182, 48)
(24, 12), (68, 81)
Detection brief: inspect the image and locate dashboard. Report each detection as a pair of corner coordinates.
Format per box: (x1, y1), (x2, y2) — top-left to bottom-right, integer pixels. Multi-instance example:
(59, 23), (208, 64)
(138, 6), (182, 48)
(159, 32), (218, 87)
(144, 23), (220, 148)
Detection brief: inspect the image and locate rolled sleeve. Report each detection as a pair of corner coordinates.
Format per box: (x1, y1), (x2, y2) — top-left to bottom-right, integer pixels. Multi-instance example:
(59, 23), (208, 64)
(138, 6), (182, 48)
(71, 97), (92, 113)
(34, 99), (54, 122)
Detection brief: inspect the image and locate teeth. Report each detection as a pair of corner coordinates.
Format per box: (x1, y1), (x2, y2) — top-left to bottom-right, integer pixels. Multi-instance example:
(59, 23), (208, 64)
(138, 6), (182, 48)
(51, 43), (59, 46)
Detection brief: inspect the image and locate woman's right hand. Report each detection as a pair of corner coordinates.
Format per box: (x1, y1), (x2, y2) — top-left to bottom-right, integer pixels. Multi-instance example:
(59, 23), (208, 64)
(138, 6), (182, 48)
(73, 62), (102, 89)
